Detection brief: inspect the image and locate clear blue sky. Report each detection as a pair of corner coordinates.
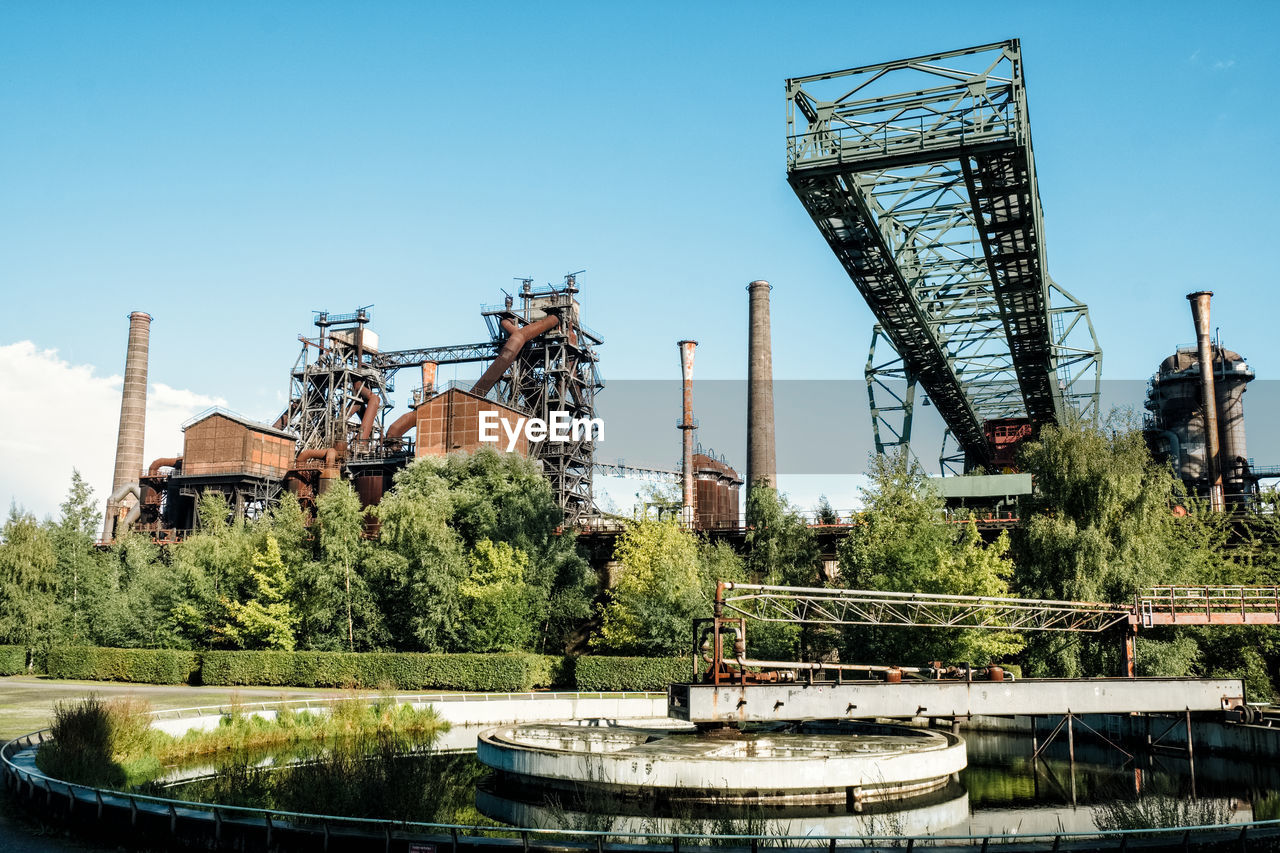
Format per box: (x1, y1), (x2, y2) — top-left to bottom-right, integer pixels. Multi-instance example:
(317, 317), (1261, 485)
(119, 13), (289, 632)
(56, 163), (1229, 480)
(3, 1), (1278, 515)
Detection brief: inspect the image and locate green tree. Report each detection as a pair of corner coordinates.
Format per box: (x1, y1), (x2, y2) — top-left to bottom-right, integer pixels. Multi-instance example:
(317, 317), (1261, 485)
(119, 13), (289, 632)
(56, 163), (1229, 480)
(374, 469), (469, 651)
(745, 484), (819, 586)
(52, 471), (106, 644)
(0, 506), (59, 652)
(458, 540), (536, 652)
(375, 450), (594, 653)
(215, 535), (297, 650)
(836, 452), (1023, 666)
(596, 518), (704, 656)
(1014, 417), (1203, 677)
(317, 481), (364, 651)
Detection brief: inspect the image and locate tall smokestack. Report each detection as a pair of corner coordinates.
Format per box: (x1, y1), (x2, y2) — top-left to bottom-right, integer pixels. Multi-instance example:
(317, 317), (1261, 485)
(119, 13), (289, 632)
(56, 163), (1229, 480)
(103, 312), (151, 538)
(747, 280), (776, 492)
(1188, 291), (1223, 511)
(678, 340), (697, 528)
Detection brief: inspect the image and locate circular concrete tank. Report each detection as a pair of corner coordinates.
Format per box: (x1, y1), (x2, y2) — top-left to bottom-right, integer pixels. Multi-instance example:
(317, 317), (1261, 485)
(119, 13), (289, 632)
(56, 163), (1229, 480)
(477, 722), (966, 807)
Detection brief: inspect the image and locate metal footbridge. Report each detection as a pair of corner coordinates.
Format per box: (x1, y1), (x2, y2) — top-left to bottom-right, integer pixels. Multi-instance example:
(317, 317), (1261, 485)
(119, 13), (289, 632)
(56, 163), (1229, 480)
(786, 41), (1101, 470)
(670, 583), (1278, 724)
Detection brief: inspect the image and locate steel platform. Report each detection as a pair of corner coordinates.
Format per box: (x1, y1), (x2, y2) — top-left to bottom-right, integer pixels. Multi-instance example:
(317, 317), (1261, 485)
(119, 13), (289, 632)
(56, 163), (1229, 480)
(668, 677), (1246, 724)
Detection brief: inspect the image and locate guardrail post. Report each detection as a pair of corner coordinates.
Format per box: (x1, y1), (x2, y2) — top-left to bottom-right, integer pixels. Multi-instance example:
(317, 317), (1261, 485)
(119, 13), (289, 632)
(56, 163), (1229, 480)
(266, 813), (273, 846)
(170, 803), (177, 834)
(130, 796), (138, 827)
(452, 826), (460, 853)
(96, 789), (103, 820)
(521, 829), (529, 853)
(214, 807), (222, 843)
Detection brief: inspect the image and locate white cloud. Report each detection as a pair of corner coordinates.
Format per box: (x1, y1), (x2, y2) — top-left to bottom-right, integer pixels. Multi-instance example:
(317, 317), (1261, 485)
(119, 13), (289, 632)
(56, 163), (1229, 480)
(0, 341), (224, 524)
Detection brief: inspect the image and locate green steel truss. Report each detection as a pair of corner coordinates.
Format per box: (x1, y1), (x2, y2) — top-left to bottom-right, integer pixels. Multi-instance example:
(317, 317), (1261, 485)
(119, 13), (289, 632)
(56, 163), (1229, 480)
(787, 40), (1101, 469)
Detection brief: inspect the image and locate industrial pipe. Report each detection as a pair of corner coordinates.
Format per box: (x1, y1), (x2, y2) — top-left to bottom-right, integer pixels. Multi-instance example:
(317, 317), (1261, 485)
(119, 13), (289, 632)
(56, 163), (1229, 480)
(147, 456), (182, 476)
(385, 407), (420, 442)
(349, 381), (380, 441)
(1188, 291), (1224, 511)
(678, 340), (697, 528)
(296, 447), (337, 468)
(471, 314), (560, 398)
(746, 280), (776, 491)
(103, 482), (140, 540)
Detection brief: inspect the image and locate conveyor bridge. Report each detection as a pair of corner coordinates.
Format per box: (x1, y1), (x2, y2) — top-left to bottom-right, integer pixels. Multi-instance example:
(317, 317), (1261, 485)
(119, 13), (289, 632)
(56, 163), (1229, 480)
(786, 41), (1101, 470)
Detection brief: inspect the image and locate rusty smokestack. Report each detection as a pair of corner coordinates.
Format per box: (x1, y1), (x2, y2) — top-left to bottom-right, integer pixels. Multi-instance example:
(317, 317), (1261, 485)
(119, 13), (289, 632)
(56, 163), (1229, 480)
(103, 311), (151, 539)
(678, 340), (697, 528)
(1188, 291), (1223, 511)
(422, 361), (438, 396)
(746, 280), (776, 492)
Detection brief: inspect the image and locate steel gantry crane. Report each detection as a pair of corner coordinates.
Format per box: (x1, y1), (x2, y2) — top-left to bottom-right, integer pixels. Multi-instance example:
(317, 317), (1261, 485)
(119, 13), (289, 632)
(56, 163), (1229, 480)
(786, 40), (1101, 472)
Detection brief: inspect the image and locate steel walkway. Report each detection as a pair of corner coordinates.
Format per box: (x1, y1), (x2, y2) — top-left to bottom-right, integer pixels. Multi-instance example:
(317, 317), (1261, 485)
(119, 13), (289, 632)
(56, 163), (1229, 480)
(786, 41), (1101, 469)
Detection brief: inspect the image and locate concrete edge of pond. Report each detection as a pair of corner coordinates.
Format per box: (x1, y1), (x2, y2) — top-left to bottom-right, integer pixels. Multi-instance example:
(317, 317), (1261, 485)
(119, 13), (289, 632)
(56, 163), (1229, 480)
(8, 692), (1280, 852)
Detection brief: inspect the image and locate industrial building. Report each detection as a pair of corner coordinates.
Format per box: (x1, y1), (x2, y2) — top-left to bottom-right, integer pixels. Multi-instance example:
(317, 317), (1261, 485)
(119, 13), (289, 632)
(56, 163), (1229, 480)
(102, 271), (760, 542)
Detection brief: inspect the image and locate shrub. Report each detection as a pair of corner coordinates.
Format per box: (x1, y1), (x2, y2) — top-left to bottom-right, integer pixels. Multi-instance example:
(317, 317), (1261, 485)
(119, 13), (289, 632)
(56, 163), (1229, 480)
(36, 695), (160, 787)
(573, 655), (689, 691)
(44, 647), (199, 685)
(199, 650), (560, 692)
(0, 645), (26, 676)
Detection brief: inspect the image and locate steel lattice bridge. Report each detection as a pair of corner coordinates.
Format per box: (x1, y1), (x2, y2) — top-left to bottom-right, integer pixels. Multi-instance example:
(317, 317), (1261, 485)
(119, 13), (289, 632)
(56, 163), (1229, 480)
(786, 41), (1101, 471)
(666, 582), (1277, 724)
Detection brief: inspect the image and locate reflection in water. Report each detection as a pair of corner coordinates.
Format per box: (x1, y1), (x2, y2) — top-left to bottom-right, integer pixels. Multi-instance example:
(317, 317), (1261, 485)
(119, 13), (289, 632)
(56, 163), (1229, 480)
(145, 731), (493, 827)
(149, 727), (1270, 838)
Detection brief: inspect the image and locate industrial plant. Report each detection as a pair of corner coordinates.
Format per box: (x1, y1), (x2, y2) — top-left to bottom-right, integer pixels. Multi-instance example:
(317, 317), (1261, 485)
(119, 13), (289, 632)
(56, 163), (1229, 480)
(12, 31), (1280, 853)
(96, 40), (1273, 548)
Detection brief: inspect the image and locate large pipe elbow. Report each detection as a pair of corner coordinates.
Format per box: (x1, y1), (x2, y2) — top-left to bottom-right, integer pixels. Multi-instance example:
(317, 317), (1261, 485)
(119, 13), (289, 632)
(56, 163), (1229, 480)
(147, 456), (182, 476)
(385, 407), (420, 441)
(296, 447), (337, 468)
(347, 381), (381, 441)
(471, 314), (560, 398)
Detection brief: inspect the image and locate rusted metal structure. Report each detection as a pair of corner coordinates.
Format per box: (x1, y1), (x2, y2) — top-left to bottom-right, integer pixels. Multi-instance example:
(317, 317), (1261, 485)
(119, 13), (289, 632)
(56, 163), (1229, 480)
(110, 274), (606, 541)
(693, 451), (743, 530)
(677, 340), (697, 527)
(1145, 292), (1256, 507)
(1187, 292), (1225, 510)
(103, 311), (152, 540)
(479, 274), (604, 525)
(746, 280), (777, 491)
(688, 582), (1280, 694)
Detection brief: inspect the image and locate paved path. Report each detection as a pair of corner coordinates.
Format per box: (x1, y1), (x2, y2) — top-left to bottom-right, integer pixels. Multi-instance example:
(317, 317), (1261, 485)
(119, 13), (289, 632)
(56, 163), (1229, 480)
(0, 676), (353, 850)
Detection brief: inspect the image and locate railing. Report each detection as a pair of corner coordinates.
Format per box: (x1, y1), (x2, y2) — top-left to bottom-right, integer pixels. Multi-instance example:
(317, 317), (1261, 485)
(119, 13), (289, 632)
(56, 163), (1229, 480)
(1138, 585), (1280, 627)
(787, 92), (1017, 168)
(7, 725), (1280, 851)
(721, 582), (1132, 633)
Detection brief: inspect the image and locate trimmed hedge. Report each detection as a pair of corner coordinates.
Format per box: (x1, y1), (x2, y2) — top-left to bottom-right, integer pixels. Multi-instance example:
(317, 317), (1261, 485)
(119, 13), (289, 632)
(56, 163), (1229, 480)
(0, 645), (26, 676)
(200, 650), (560, 692)
(33, 646), (687, 692)
(574, 655), (689, 691)
(45, 647), (199, 685)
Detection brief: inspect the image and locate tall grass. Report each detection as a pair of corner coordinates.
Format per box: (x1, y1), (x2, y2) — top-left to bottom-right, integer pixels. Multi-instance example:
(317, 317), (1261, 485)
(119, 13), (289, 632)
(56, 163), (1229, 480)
(36, 693), (448, 789)
(37, 695), (163, 787)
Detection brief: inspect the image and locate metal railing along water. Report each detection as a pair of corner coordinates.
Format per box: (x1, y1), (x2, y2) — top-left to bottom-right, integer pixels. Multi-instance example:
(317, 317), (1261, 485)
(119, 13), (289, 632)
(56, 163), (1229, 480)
(7, 724), (1280, 851)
